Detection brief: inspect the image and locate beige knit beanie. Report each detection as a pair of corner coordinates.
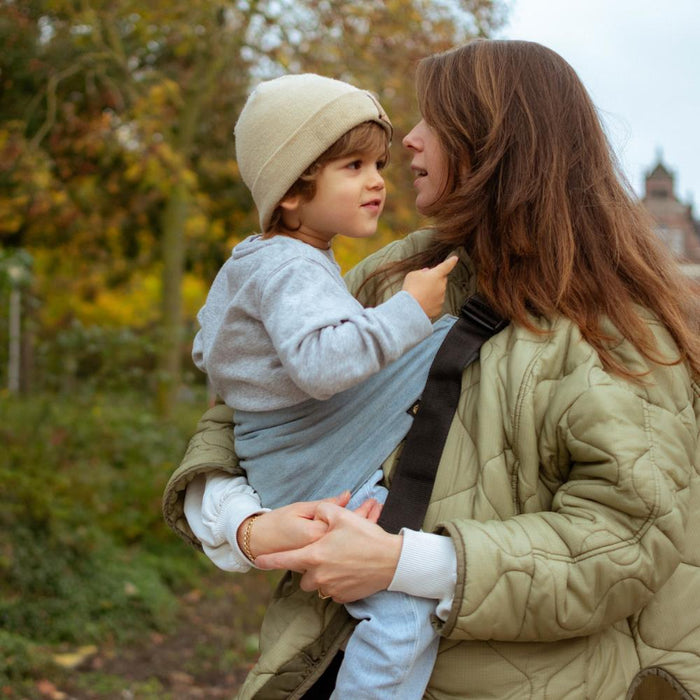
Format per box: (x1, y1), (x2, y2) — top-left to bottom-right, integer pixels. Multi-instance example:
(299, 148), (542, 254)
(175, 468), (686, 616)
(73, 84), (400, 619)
(234, 73), (393, 231)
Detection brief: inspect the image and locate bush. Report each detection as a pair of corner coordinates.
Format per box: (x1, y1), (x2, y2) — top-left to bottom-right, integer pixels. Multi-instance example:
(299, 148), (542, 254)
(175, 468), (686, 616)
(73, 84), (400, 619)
(0, 389), (210, 649)
(35, 321), (161, 393)
(0, 526), (184, 644)
(0, 630), (52, 685)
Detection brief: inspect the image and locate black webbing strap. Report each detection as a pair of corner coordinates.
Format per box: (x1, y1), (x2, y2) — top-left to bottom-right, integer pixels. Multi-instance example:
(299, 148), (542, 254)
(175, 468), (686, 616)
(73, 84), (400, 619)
(376, 294), (508, 535)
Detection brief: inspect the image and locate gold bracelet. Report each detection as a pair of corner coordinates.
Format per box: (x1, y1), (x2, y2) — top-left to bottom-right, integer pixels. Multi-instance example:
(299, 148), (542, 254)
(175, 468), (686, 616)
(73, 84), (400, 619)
(242, 513), (262, 563)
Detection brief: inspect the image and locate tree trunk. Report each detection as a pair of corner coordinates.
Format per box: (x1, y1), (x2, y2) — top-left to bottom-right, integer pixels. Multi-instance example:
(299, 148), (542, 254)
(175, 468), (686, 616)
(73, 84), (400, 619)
(154, 52), (227, 416)
(156, 181), (188, 416)
(7, 287), (21, 394)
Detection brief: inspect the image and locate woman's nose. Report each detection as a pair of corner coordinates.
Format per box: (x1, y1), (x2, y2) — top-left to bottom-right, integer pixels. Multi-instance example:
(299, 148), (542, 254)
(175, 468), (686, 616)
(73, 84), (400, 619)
(403, 128), (419, 151)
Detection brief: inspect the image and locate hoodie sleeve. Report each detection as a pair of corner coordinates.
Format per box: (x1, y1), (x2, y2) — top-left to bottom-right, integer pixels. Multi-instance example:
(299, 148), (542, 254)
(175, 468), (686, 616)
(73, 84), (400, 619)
(259, 256), (432, 399)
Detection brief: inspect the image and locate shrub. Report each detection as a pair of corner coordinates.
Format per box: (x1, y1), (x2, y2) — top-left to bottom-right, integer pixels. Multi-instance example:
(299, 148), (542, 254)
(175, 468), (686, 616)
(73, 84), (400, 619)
(0, 630), (52, 684)
(0, 389), (209, 647)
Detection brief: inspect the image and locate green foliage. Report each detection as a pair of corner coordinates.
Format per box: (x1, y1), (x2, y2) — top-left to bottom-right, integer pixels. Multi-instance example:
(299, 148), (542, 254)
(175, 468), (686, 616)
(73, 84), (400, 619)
(0, 631), (52, 685)
(0, 249), (33, 290)
(0, 390), (209, 654)
(35, 320), (160, 393)
(73, 673), (169, 699)
(1, 527), (180, 644)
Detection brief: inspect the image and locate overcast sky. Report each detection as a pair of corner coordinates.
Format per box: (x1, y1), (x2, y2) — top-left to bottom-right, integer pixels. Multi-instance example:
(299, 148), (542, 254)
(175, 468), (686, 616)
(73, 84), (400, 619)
(495, 0), (700, 207)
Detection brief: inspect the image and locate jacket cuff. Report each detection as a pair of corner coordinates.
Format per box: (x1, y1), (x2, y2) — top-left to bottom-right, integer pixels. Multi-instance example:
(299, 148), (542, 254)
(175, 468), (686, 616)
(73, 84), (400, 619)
(388, 529), (457, 621)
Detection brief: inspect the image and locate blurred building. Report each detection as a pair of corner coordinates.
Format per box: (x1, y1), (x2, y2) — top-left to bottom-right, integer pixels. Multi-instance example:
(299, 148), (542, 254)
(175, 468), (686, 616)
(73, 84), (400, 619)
(641, 157), (700, 280)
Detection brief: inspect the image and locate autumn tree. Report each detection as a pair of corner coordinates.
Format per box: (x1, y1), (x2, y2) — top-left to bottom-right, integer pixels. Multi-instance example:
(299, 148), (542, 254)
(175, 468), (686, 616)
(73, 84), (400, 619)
(0, 0), (506, 408)
(1, 0), (257, 408)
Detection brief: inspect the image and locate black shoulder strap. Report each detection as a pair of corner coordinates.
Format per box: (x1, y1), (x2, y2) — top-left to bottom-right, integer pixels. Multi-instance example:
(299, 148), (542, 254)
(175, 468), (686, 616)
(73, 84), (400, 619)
(376, 294), (508, 535)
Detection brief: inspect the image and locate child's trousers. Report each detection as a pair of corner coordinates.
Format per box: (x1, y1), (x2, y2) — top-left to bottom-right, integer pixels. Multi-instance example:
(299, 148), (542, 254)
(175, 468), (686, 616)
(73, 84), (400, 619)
(330, 473), (439, 699)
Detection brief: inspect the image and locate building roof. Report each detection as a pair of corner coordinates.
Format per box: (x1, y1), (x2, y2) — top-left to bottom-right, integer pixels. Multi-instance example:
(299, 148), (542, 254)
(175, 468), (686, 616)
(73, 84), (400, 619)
(647, 161), (674, 181)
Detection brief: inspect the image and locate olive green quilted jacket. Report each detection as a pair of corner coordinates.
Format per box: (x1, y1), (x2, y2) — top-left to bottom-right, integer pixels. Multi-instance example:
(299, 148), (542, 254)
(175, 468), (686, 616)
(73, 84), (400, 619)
(163, 230), (700, 699)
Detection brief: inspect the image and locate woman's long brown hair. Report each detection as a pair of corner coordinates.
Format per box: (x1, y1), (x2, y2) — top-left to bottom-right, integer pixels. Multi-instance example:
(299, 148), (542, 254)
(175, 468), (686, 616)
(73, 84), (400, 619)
(372, 40), (700, 379)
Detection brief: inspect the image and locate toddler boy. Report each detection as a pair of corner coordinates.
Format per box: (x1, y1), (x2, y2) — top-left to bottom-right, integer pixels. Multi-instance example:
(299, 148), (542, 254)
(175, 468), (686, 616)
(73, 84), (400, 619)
(193, 73), (457, 698)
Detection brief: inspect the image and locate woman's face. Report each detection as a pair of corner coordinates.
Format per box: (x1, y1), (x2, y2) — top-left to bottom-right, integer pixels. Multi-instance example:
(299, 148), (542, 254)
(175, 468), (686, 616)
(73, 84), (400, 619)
(402, 119), (449, 213)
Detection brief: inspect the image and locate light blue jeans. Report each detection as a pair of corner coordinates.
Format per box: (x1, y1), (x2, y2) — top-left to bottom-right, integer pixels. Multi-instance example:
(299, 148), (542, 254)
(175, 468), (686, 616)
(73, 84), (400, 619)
(330, 470), (440, 699)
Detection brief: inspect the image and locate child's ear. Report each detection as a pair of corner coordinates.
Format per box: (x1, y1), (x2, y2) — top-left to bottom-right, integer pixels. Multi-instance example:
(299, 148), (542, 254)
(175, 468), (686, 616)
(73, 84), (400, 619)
(279, 194), (301, 213)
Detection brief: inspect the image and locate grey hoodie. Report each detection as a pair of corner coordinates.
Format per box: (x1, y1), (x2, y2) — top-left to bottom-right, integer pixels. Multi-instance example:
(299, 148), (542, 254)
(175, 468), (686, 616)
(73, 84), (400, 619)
(193, 234), (432, 411)
(193, 233), (455, 506)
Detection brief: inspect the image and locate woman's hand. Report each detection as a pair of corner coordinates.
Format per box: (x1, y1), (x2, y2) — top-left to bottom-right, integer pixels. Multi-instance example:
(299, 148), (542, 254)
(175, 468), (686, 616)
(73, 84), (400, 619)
(255, 502), (403, 604)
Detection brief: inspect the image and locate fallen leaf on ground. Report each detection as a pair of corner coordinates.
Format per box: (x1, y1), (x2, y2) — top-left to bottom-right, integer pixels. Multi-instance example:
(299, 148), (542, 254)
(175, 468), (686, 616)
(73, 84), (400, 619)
(36, 679), (67, 699)
(52, 645), (98, 669)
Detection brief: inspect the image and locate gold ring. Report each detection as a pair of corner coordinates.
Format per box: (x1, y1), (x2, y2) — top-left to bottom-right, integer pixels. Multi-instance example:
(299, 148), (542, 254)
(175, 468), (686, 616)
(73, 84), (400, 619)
(318, 589), (331, 600)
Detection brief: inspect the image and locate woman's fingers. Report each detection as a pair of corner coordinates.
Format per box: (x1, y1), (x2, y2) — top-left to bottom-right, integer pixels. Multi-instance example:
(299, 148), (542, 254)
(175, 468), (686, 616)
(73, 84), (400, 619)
(245, 492), (360, 563)
(246, 501), (330, 557)
(254, 543), (315, 572)
(254, 504), (353, 572)
(365, 499), (383, 523)
(256, 503), (402, 604)
(351, 498), (383, 523)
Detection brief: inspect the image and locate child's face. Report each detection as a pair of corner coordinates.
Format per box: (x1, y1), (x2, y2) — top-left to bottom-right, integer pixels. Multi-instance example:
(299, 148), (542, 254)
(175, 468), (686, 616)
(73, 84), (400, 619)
(281, 147), (386, 249)
(402, 119), (449, 214)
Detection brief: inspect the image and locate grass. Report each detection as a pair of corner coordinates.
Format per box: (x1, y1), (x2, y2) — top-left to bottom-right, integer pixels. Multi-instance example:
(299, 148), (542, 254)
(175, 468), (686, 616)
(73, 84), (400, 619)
(0, 387), (260, 694)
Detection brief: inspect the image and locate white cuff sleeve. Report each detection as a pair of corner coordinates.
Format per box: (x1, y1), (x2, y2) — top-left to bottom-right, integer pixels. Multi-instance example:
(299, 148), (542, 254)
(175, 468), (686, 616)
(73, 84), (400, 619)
(387, 529), (457, 621)
(183, 472), (268, 572)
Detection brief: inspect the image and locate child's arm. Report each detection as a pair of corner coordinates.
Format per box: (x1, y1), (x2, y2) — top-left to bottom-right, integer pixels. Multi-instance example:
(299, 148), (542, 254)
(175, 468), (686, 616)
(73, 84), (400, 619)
(184, 472), (267, 572)
(260, 256), (456, 400)
(184, 472), (372, 570)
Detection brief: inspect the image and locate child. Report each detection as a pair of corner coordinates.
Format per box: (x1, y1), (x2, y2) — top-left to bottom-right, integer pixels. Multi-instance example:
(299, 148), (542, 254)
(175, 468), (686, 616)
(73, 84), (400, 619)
(193, 73), (457, 698)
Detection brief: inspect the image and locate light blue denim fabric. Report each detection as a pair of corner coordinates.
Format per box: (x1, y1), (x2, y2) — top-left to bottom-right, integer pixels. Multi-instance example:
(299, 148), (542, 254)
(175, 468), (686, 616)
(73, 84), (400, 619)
(236, 314), (457, 509)
(236, 316), (456, 694)
(329, 472), (439, 699)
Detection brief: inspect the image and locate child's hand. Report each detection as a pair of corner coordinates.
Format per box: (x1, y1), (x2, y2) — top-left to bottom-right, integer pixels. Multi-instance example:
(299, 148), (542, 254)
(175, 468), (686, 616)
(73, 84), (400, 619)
(237, 491), (352, 562)
(353, 498), (383, 523)
(402, 255), (459, 318)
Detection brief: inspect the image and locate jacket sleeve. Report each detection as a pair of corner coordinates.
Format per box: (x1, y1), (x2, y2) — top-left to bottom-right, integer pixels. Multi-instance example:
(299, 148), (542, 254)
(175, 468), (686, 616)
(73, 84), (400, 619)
(162, 401), (242, 550)
(440, 378), (695, 643)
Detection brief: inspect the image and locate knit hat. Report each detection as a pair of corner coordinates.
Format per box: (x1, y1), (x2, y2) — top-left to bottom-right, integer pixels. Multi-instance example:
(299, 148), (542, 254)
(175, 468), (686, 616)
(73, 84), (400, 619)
(234, 73), (393, 231)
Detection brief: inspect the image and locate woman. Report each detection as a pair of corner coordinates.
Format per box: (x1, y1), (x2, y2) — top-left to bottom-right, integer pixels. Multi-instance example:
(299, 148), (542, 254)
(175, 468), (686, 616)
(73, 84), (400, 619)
(163, 40), (700, 699)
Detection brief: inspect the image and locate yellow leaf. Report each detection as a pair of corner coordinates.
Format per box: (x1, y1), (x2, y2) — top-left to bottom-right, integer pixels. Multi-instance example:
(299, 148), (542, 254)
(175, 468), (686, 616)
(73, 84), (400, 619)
(51, 645), (98, 669)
